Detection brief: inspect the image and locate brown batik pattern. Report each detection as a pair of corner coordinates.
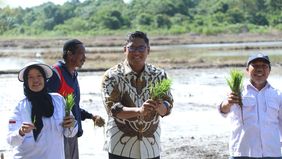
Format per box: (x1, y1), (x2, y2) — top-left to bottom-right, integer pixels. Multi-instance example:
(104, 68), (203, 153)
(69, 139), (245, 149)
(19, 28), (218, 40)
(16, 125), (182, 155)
(102, 61), (173, 145)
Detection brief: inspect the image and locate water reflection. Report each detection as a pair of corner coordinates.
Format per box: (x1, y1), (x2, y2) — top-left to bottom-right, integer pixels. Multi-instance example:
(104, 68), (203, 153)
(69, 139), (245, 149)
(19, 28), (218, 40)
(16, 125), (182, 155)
(2, 67), (282, 158)
(1, 41), (282, 72)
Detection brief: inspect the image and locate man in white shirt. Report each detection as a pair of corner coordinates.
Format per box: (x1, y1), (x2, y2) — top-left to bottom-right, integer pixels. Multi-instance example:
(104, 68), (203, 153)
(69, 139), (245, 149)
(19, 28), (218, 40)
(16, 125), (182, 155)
(219, 53), (282, 159)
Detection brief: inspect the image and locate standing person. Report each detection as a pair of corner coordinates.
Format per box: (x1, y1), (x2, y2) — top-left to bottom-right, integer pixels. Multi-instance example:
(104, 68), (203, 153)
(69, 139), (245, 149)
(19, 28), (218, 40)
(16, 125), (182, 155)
(219, 53), (282, 159)
(47, 39), (105, 159)
(101, 31), (174, 159)
(7, 61), (78, 159)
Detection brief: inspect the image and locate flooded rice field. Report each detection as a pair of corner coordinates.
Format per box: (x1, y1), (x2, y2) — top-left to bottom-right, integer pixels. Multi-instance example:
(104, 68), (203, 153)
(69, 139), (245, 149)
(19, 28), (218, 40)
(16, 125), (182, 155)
(1, 67), (282, 158)
(1, 40), (282, 158)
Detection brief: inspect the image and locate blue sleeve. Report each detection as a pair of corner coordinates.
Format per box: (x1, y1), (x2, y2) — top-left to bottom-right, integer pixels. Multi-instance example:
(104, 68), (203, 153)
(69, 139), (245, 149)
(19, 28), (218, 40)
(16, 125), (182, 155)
(80, 108), (93, 121)
(47, 70), (61, 93)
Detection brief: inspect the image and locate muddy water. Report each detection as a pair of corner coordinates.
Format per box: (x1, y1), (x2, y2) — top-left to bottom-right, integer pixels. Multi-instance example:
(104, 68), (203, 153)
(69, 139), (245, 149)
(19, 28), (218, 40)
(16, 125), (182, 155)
(1, 67), (282, 158)
(1, 41), (282, 158)
(1, 40), (282, 72)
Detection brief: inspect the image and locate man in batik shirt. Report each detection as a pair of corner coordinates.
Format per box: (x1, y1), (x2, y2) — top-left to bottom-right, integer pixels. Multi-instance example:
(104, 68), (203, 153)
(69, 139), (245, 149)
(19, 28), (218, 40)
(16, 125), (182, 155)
(101, 31), (173, 159)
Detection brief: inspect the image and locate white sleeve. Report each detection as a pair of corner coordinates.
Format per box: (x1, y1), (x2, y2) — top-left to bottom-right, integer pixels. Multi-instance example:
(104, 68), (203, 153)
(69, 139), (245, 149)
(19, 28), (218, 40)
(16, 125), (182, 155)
(278, 92), (282, 144)
(6, 103), (25, 146)
(63, 119), (78, 138)
(217, 102), (229, 118)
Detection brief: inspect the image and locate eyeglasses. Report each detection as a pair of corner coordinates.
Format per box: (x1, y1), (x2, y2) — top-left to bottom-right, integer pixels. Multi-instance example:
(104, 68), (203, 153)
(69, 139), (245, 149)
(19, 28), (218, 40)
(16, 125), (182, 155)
(250, 63), (269, 69)
(127, 46), (147, 53)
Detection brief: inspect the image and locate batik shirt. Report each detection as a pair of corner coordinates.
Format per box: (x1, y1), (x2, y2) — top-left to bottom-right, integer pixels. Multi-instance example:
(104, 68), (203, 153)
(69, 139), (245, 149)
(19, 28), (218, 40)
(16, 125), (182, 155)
(101, 60), (173, 159)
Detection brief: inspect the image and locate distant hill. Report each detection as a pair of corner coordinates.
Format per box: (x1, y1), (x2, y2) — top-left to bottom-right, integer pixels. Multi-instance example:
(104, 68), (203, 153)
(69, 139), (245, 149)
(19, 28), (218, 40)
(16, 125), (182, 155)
(0, 0), (281, 37)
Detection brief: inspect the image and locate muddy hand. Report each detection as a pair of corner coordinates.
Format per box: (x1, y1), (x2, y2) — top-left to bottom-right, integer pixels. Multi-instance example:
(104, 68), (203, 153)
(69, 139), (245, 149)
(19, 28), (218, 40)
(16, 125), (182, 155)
(154, 100), (168, 116)
(19, 122), (35, 136)
(227, 92), (240, 105)
(93, 115), (105, 127)
(143, 99), (156, 110)
(63, 115), (75, 128)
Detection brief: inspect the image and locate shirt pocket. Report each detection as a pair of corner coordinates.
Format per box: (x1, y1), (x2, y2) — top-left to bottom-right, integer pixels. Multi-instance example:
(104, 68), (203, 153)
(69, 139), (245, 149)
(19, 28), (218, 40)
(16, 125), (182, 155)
(242, 96), (257, 122)
(266, 99), (279, 124)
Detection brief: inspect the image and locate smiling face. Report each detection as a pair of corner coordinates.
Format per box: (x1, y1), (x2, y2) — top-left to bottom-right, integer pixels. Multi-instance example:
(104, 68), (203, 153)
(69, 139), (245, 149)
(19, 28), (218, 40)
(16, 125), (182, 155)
(246, 59), (270, 90)
(124, 37), (150, 73)
(70, 44), (86, 68)
(27, 68), (45, 92)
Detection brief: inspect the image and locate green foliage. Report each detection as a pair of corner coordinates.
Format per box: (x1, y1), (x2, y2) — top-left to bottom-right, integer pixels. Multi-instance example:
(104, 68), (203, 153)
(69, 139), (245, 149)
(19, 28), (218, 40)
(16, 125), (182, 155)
(32, 115), (36, 124)
(226, 69), (244, 106)
(136, 13), (153, 26)
(226, 69), (243, 94)
(65, 93), (75, 116)
(0, 0), (282, 36)
(150, 79), (172, 101)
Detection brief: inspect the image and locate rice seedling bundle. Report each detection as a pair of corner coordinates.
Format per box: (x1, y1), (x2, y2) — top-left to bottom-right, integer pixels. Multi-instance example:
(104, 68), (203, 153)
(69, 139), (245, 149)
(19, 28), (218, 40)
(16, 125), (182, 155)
(65, 93), (75, 116)
(149, 79), (172, 100)
(226, 69), (244, 107)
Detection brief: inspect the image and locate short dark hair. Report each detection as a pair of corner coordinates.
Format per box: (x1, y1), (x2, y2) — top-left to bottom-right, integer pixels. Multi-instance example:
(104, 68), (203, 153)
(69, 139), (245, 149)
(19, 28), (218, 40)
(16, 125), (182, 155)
(63, 39), (83, 60)
(125, 31), (149, 46)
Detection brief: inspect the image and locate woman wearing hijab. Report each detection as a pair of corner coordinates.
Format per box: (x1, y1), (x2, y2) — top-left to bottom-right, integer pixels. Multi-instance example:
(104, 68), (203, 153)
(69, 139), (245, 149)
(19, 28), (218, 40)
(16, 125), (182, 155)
(6, 61), (78, 159)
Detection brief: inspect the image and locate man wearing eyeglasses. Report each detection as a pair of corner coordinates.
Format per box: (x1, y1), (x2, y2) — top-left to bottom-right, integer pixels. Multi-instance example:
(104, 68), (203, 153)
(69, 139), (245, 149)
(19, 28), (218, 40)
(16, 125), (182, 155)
(219, 53), (282, 159)
(101, 31), (174, 159)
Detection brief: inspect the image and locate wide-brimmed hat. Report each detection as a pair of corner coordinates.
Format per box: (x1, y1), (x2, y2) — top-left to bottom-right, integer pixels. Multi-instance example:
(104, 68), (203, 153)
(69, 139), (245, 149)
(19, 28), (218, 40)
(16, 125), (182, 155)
(18, 61), (53, 82)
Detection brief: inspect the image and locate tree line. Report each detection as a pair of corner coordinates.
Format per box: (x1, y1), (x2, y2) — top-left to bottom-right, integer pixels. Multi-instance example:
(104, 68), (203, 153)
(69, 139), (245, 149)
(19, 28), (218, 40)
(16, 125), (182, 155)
(0, 0), (281, 37)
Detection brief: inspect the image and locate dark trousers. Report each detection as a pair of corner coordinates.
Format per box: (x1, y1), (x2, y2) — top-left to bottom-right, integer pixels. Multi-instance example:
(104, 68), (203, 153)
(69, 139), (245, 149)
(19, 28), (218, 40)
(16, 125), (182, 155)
(109, 153), (160, 159)
(64, 136), (79, 159)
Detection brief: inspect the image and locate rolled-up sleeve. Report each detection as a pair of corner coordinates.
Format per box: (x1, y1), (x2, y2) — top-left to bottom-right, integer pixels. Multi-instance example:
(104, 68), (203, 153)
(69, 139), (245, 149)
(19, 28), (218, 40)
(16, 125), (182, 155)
(101, 71), (121, 117)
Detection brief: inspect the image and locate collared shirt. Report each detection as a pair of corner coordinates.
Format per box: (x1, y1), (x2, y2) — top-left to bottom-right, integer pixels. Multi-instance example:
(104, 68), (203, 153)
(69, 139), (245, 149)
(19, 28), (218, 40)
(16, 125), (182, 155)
(7, 93), (78, 159)
(219, 81), (282, 157)
(101, 60), (173, 159)
(47, 61), (93, 137)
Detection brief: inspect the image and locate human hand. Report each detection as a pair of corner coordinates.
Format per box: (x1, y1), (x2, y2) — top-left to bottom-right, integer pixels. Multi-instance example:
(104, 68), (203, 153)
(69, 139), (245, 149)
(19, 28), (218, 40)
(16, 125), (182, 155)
(226, 92), (240, 105)
(62, 115), (75, 128)
(220, 92), (241, 113)
(93, 115), (105, 127)
(151, 99), (169, 116)
(19, 122), (35, 136)
(139, 99), (156, 116)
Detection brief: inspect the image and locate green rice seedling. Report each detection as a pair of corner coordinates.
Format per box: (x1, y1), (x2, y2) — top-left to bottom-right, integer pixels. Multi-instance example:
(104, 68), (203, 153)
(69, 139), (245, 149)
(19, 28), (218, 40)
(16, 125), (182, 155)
(32, 115), (36, 124)
(226, 69), (244, 123)
(32, 115), (36, 129)
(226, 69), (244, 106)
(149, 79), (172, 100)
(65, 93), (75, 116)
